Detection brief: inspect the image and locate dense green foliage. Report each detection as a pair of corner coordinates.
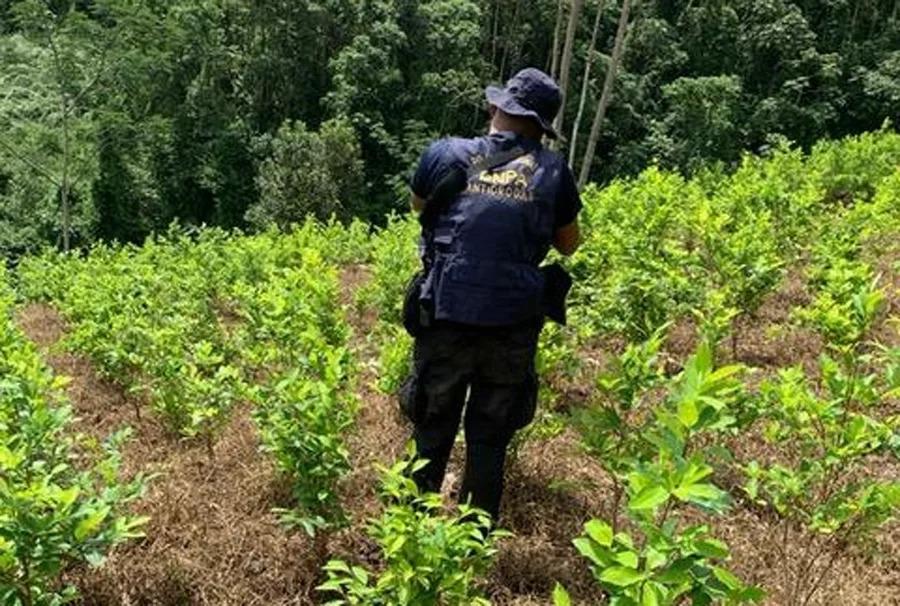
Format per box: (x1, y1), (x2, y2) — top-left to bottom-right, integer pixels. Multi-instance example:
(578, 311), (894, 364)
(354, 129), (900, 604)
(320, 452), (506, 605)
(231, 247), (356, 534)
(568, 130), (900, 344)
(0, 268), (147, 605)
(1, 0), (897, 254)
(6, 129), (900, 604)
(16, 220), (366, 537)
(562, 131), (900, 606)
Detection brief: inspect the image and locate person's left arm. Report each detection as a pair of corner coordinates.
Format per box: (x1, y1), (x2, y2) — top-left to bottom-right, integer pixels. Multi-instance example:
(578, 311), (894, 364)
(552, 162), (583, 256)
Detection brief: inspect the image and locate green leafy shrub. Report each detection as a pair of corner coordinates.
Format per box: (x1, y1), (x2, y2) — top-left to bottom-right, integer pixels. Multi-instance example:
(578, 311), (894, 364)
(17, 227), (359, 539)
(16, 228), (244, 441)
(569, 340), (761, 605)
(570, 170), (705, 341)
(234, 250), (355, 535)
(355, 214), (419, 325)
(376, 323), (413, 395)
(319, 451), (507, 606)
(0, 269), (148, 605)
(556, 519), (762, 605)
(742, 276), (899, 605)
(246, 118), (365, 227)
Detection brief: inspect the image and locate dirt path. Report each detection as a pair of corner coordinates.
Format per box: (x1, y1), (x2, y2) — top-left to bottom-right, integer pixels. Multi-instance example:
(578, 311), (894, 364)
(330, 265), (410, 558)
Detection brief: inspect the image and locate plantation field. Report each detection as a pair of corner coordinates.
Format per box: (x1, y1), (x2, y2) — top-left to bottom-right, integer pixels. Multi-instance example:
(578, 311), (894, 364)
(2, 131), (899, 605)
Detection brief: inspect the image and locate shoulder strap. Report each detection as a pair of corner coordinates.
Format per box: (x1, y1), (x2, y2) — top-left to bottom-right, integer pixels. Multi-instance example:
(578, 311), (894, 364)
(466, 145), (528, 178)
(420, 144), (529, 230)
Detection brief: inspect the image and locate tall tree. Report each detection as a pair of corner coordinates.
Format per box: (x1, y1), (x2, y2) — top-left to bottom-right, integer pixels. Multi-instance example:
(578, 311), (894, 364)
(1, 0), (898, 253)
(0, 0), (152, 251)
(549, 0), (565, 77)
(568, 0), (606, 166)
(551, 0), (584, 148)
(578, 0), (632, 187)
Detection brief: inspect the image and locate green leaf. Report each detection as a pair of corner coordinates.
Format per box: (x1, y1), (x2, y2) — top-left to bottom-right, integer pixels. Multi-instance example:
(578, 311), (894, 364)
(629, 485), (669, 511)
(553, 583), (572, 606)
(645, 547), (667, 570)
(85, 551), (106, 567)
(711, 566), (742, 589)
(696, 539), (730, 560)
(386, 534), (406, 556)
(641, 583), (661, 606)
(656, 558), (693, 584)
(351, 566), (369, 586)
(738, 586), (767, 602)
(56, 486), (80, 509)
(585, 519), (614, 547)
(678, 397), (699, 428)
(616, 551), (640, 568)
(74, 506), (111, 541)
(0, 446), (20, 469)
(600, 566), (646, 586)
(679, 460), (714, 486)
(574, 537), (612, 568)
(323, 560), (352, 574)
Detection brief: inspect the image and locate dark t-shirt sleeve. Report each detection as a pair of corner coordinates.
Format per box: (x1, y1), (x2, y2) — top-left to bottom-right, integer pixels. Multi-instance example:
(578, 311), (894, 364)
(411, 140), (450, 200)
(554, 162), (582, 229)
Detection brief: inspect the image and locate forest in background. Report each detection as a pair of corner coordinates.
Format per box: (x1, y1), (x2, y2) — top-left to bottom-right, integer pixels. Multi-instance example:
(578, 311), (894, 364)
(0, 0), (898, 255)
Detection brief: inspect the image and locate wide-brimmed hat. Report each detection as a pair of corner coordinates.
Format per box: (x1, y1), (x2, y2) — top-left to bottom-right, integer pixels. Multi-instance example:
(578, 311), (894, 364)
(485, 68), (562, 139)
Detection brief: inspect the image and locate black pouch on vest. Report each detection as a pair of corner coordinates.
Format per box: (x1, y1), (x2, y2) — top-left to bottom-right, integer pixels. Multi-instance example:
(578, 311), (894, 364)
(540, 263), (573, 326)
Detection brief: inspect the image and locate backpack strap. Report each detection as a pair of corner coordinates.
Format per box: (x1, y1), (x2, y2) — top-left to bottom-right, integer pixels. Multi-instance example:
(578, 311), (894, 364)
(419, 145), (528, 231)
(466, 145), (529, 179)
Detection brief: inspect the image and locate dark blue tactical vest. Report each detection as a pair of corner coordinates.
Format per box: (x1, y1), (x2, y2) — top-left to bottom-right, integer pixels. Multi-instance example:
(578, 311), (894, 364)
(419, 132), (565, 326)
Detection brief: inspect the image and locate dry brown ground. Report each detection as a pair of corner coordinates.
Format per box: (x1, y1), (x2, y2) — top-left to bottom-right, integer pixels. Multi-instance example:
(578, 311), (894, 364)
(14, 260), (900, 606)
(17, 304), (317, 606)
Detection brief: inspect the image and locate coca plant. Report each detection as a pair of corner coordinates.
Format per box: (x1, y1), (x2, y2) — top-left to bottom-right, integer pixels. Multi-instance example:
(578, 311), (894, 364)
(567, 340), (762, 605)
(0, 271), (148, 605)
(16, 234), (244, 443)
(236, 256), (355, 538)
(319, 449), (507, 606)
(742, 249), (899, 605)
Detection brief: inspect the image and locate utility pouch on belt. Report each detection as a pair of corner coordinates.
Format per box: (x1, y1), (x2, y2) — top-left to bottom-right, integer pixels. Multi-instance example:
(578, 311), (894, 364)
(540, 262), (573, 326)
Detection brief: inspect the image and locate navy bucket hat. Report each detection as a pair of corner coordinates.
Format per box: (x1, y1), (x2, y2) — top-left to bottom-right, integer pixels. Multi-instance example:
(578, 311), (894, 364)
(485, 67), (562, 139)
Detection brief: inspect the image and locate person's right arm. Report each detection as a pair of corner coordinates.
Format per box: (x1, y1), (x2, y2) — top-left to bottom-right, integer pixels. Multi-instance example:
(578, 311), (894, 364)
(554, 220), (580, 256)
(410, 140), (448, 214)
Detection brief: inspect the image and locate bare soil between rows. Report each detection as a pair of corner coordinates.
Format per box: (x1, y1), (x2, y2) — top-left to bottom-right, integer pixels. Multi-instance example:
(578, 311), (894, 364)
(15, 262), (900, 605)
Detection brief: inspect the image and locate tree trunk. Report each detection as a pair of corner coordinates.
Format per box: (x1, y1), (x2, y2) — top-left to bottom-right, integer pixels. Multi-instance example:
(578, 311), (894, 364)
(549, 0), (566, 78)
(500, 0), (523, 79)
(61, 98), (71, 253)
(577, 0), (632, 188)
(568, 0), (606, 167)
(491, 0), (501, 70)
(551, 0), (585, 149)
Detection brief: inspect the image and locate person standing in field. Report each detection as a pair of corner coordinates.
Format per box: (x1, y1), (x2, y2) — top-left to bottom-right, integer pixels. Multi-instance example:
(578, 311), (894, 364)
(403, 68), (582, 520)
